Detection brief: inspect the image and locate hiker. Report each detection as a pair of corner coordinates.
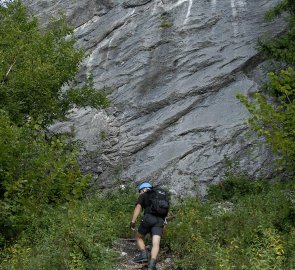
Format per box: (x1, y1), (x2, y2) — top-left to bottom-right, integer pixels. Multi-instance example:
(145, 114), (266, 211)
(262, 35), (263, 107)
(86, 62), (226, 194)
(130, 182), (169, 270)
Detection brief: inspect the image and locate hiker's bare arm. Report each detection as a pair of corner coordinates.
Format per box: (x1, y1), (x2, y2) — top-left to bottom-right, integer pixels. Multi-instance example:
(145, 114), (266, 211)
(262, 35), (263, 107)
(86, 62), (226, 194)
(131, 204), (142, 223)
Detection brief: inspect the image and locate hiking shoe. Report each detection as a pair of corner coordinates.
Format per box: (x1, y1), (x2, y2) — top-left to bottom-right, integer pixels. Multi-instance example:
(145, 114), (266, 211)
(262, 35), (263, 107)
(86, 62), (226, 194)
(147, 260), (157, 270)
(133, 250), (148, 263)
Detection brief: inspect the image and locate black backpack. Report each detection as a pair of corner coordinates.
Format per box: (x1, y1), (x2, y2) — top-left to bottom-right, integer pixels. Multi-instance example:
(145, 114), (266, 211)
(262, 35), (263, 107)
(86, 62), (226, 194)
(149, 186), (169, 217)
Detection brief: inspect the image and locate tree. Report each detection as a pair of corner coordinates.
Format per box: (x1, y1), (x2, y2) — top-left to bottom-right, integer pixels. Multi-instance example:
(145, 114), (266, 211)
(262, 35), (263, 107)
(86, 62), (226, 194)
(238, 0), (295, 175)
(0, 1), (109, 125)
(0, 110), (90, 245)
(0, 1), (109, 245)
(237, 68), (295, 174)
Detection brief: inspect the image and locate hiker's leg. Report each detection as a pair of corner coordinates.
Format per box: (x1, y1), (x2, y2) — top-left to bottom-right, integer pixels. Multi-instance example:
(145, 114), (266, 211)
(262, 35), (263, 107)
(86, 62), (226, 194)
(148, 218), (164, 270)
(133, 233), (148, 263)
(151, 234), (161, 260)
(146, 235), (160, 269)
(137, 217), (148, 251)
(136, 233), (146, 250)
(150, 218), (164, 260)
(134, 216), (151, 263)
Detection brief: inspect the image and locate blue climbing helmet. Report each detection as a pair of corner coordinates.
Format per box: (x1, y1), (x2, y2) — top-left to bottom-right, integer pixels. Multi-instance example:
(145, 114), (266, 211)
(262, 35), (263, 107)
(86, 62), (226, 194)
(138, 182), (153, 193)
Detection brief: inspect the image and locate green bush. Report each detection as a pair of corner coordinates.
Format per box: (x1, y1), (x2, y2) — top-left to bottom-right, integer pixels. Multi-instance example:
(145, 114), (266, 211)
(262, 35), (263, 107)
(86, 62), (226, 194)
(240, 0), (295, 176)
(207, 175), (270, 202)
(164, 178), (295, 270)
(206, 158), (270, 202)
(0, 1), (109, 125)
(0, 111), (89, 246)
(259, 0), (295, 65)
(0, 0), (110, 248)
(0, 186), (137, 269)
(164, 198), (217, 269)
(237, 68), (295, 174)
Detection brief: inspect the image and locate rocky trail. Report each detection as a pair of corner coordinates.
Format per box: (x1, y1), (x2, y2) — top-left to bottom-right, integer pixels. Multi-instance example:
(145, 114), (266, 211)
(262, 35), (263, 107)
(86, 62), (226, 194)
(113, 238), (173, 270)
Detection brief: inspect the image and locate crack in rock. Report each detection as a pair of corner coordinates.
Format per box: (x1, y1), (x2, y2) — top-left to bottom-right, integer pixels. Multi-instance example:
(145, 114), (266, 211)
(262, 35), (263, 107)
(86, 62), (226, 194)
(123, 0), (153, 9)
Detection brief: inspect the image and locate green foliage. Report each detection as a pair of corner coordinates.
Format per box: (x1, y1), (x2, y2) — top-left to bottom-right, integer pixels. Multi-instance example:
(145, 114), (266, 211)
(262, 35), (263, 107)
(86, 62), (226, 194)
(264, 0), (295, 22)
(1, 174), (295, 270)
(160, 21), (173, 28)
(259, 0), (295, 65)
(0, 1), (110, 248)
(207, 158), (271, 202)
(238, 0), (295, 177)
(164, 178), (295, 270)
(259, 30), (295, 65)
(159, 12), (173, 28)
(0, 1), (108, 125)
(0, 111), (89, 246)
(208, 176), (270, 202)
(0, 1), (81, 124)
(237, 67), (295, 173)
(0, 187), (137, 269)
(65, 76), (110, 109)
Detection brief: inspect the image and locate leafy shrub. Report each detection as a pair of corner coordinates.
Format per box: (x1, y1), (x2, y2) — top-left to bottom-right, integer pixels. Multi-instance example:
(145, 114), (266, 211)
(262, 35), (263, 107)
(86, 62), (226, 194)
(241, 0), (295, 177)
(164, 198), (217, 269)
(0, 186), (137, 269)
(0, 112), (88, 245)
(0, 1), (109, 125)
(164, 178), (295, 270)
(207, 158), (270, 202)
(237, 68), (295, 174)
(259, 0), (295, 65)
(207, 176), (270, 202)
(0, 0), (110, 248)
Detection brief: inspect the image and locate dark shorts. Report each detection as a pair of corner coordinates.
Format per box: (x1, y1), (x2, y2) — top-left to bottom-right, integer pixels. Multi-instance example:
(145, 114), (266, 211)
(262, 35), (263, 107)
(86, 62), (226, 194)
(138, 213), (165, 236)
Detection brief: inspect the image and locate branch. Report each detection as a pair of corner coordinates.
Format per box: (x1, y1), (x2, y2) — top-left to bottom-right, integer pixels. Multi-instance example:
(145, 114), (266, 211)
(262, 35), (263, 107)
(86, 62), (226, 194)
(1, 59), (16, 84)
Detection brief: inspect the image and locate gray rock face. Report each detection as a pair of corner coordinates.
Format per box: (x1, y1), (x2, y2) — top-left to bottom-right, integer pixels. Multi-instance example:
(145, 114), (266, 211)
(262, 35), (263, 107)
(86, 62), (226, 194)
(24, 0), (283, 196)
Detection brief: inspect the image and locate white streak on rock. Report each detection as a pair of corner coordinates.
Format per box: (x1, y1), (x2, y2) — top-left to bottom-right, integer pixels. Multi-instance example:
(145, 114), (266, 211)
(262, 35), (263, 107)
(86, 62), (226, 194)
(211, 0), (217, 13)
(230, 0), (248, 37)
(184, 0), (193, 24)
(230, 0), (237, 17)
(163, 0), (188, 12)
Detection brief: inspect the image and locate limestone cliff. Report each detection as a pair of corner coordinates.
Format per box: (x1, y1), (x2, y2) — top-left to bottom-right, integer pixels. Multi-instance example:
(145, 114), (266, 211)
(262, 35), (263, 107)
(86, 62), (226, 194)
(24, 0), (283, 195)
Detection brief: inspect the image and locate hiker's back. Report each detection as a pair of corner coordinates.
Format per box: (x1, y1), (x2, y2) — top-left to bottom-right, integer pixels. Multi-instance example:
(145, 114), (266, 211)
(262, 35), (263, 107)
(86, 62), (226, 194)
(148, 186), (169, 218)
